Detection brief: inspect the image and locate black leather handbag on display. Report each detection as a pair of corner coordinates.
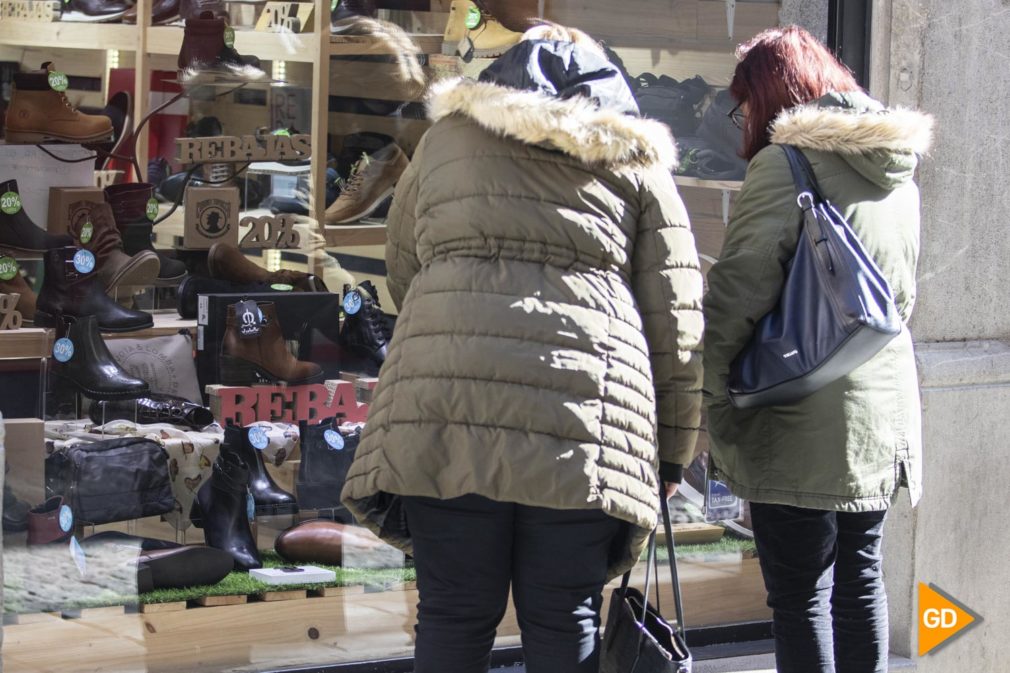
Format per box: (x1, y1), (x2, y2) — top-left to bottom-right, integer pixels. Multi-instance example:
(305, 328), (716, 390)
(45, 436), (175, 525)
(601, 489), (691, 673)
(726, 145), (902, 409)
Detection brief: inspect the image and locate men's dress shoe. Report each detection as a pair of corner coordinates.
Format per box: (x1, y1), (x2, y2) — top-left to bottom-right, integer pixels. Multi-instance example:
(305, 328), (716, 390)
(4, 63), (114, 144)
(0, 249), (38, 324)
(190, 452), (262, 571)
(207, 242), (327, 291)
(50, 314), (151, 400)
(221, 424), (297, 516)
(178, 12), (267, 83)
(0, 179), (73, 254)
(60, 0), (130, 21)
(123, 0), (180, 24)
(27, 496), (74, 545)
(68, 202), (160, 295)
(339, 280), (392, 366)
(105, 182), (188, 285)
(220, 301), (324, 385)
(35, 246), (154, 333)
(90, 394), (215, 429)
(275, 520), (386, 566)
(324, 144), (408, 225)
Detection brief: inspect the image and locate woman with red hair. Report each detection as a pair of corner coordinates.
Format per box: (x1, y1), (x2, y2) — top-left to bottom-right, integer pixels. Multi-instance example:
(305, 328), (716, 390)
(703, 26), (933, 673)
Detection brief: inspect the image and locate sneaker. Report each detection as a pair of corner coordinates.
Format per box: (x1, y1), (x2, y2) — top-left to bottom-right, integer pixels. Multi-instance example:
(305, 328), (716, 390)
(324, 143), (408, 225)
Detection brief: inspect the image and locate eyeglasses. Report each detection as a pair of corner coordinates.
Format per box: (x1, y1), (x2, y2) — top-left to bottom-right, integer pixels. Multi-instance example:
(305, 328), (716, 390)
(727, 103), (746, 130)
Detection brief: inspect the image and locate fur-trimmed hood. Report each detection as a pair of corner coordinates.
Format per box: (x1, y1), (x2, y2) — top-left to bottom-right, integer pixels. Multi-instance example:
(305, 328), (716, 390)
(771, 91), (934, 188)
(427, 77), (678, 171)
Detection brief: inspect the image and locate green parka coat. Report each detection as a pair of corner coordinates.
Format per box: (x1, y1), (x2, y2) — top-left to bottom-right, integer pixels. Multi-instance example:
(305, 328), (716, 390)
(704, 92), (934, 512)
(342, 46), (704, 579)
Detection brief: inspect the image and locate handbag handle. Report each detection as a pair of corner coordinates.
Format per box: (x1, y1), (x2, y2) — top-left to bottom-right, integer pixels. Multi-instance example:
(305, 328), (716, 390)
(782, 144), (825, 205)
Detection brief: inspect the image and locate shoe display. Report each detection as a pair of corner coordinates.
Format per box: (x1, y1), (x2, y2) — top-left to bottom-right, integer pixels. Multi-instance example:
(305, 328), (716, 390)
(68, 202), (161, 295)
(105, 183), (188, 285)
(207, 242), (327, 291)
(60, 0), (130, 21)
(35, 246), (154, 332)
(123, 0), (180, 24)
(27, 496), (74, 545)
(90, 394), (215, 429)
(190, 451), (262, 571)
(3, 464), (30, 533)
(4, 63), (114, 144)
(220, 301), (324, 385)
(275, 520), (386, 566)
(0, 179), (73, 253)
(221, 424), (298, 516)
(296, 418), (360, 517)
(339, 281), (392, 366)
(323, 144), (408, 225)
(49, 314), (150, 400)
(634, 73), (710, 137)
(441, 0), (521, 59)
(178, 12), (268, 83)
(0, 250), (38, 324)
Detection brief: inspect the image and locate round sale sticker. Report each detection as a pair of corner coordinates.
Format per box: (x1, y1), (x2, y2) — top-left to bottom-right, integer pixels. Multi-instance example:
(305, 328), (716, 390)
(465, 5), (481, 29)
(53, 338), (74, 363)
(0, 191), (21, 215)
(59, 504), (74, 532)
(324, 429), (345, 451)
(248, 426), (269, 450)
(270, 283), (294, 292)
(224, 26), (235, 48)
(0, 256), (18, 281)
(80, 220), (94, 244)
(48, 71), (69, 92)
(73, 249), (95, 274)
(146, 198), (159, 221)
(343, 290), (362, 315)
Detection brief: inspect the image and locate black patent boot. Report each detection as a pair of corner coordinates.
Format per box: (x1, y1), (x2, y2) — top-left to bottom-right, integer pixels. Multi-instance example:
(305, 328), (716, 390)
(90, 394), (214, 429)
(35, 246), (154, 333)
(189, 451), (260, 571)
(50, 315), (150, 400)
(0, 179), (73, 253)
(338, 280), (392, 367)
(221, 424), (297, 516)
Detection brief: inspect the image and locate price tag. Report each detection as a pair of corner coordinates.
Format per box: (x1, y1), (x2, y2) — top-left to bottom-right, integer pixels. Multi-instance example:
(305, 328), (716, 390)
(47, 71), (69, 92)
(53, 337), (74, 362)
(80, 220), (94, 244)
(343, 290), (362, 315)
(73, 249), (95, 274)
(0, 191), (22, 215)
(324, 428), (345, 451)
(248, 426), (269, 450)
(0, 256), (18, 281)
(235, 300), (264, 339)
(146, 198), (159, 221)
(704, 473), (742, 523)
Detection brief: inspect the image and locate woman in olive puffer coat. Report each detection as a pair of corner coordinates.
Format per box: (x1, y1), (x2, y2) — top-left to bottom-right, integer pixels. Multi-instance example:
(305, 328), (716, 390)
(342, 25), (703, 673)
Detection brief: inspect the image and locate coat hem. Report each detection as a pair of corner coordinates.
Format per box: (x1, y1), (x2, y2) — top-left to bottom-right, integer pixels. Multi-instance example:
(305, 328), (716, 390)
(718, 472), (895, 513)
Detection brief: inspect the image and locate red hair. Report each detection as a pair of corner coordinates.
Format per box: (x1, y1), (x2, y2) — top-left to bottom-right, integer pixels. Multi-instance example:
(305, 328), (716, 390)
(730, 26), (860, 160)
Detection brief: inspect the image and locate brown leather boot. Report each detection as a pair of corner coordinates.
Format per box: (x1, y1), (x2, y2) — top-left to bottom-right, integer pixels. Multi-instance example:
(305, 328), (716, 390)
(221, 301), (324, 385)
(0, 250), (37, 324)
(178, 12), (266, 82)
(105, 183), (188, 284)
(4, 63), (114, 144)
(207, 242), (326, 291)
(69, 202), (160, 295)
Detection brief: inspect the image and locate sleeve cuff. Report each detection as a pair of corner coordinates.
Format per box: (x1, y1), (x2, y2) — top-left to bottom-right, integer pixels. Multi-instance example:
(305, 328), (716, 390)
(659, 462), (683, 484)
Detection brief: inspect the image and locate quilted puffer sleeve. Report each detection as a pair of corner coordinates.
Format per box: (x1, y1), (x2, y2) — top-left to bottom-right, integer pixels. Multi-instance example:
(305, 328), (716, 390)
(384, 143), (423, 311)
(631, 165), (705, 476)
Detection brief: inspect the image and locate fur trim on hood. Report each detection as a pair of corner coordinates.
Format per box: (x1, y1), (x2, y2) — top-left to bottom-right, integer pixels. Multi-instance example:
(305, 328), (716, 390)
(427, 77), (678, 170)
(771, 104), (934, 155)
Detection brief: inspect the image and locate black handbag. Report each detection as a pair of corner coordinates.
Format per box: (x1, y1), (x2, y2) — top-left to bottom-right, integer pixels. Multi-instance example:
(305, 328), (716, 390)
(726, 145), (902, 408)
(601, 489), (692, 673)
(45, 436), (175, 526)
(296, 417), (361, 519)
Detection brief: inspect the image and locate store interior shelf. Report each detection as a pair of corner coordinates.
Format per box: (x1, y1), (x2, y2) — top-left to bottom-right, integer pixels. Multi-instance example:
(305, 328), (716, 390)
(674, 176), (744, 191)
(0, 22), (137, 51)
(0, 328), (53, 360)
(147, 26), (318, 63)
(329, 32), (443, 56)
(323, 222), (387, 247)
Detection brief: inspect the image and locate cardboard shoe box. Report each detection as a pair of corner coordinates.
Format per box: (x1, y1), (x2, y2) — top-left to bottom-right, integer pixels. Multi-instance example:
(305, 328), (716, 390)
(183, 185), (240, 249)
(47, 187), (106, 235)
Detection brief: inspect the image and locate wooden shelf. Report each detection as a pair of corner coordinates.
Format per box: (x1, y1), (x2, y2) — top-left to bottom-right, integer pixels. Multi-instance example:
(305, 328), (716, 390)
(674, 176), (744, 191)
(0, 22), (138, 51)
(147, 26), (318, 63)
(323, 222), (387, 247)
(0, 328), (53, 360)
(329, 33), (442, 57)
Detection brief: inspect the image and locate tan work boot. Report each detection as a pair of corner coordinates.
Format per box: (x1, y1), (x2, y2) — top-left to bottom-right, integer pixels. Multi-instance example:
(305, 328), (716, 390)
(207, 242), (326, 291)
(324, 144), (409, 225)
(69, 202), (160, 295)
(441, 0), (521, 59)
(4, 63), (114, 144)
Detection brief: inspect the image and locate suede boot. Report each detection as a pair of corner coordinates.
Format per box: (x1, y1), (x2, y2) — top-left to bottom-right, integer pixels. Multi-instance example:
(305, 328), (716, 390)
(221, 424), (297, 516)
(69, 202), (160, 295)
(190, 451), (261, 571)
(105, 183), (188, 284)
(50, 314), (150, 400)
(0, 179), (73, 253)
(35, 246), (154, 333)
(441, 0), (522, 59)
(4, 63), (114, 144)
(207, 242), (326, 291)
(220, 301), (324, 385)
(178, 12), (267, 83)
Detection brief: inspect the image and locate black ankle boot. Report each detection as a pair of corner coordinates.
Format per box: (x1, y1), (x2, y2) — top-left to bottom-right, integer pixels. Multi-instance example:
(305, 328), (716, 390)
(35, 246), (154, 333)
(0, 179), (73, 253)
(190, 452), (261, 571)
(338, 280), (392, 367)
(297, 417), (360, 520)
(50, 315), (150, 400)
(221, 424), (297, 516)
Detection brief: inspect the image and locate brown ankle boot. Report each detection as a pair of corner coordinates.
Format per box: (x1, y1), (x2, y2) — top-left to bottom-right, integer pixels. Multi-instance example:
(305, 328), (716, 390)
(207, 242), (326, 291)
(4, 63), (114, 144)
(178, 12), (267, 82)
(221, 301), (324, 385)
(0, 250), (37, 324)
(69, 202), (160, 295)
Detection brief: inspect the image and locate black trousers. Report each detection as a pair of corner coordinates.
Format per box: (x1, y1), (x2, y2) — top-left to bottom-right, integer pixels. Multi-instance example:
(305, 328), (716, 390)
(402, 494), (624, 673)
(750, 503), (889, 673)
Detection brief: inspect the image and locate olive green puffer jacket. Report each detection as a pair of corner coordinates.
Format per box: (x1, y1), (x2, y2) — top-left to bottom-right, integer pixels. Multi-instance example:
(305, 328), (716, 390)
(704, 92), (934, 512)
(342, 75), (704, 579)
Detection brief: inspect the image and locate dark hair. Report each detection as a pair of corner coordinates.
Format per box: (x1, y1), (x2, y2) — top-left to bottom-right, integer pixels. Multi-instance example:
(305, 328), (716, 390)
(730, 26), (860, 160)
